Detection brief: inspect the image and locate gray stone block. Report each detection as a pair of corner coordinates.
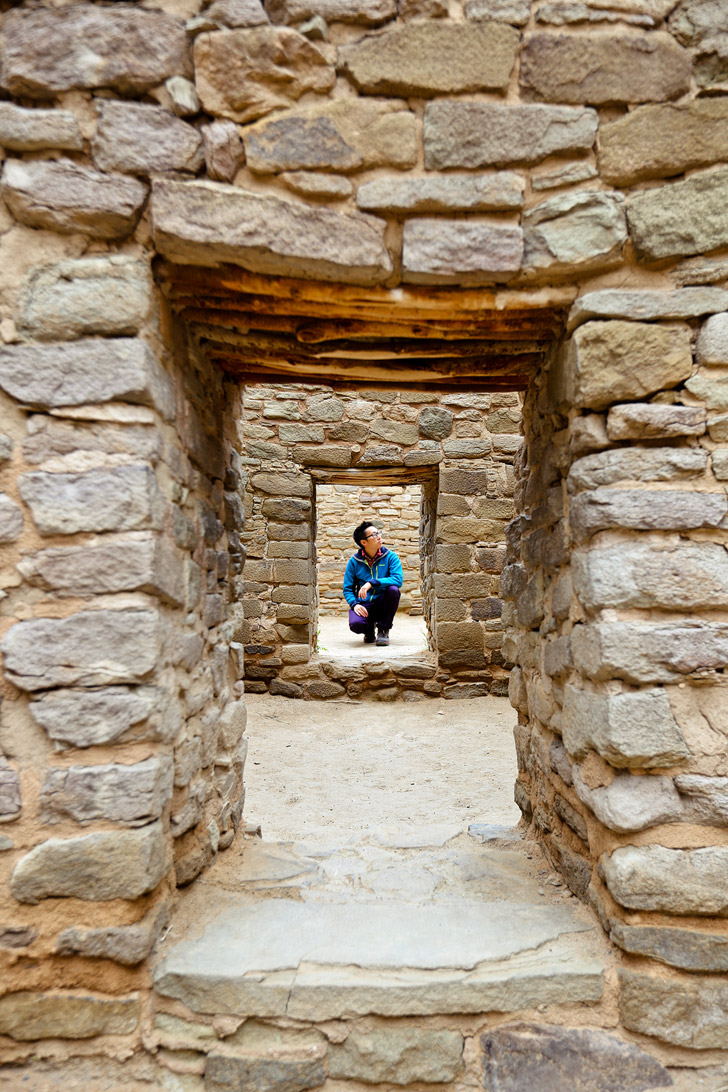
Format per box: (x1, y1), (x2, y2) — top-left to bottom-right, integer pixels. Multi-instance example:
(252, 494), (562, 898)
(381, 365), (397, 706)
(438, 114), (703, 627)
(611, 921), (728, 973)
(205, 1053), (326, 1092)
(1, 158), (148, 239)
(0, 991), (140, 1041)
(607, 402), (706, 440)
(466, 0), (530, 22)
(0, 5), (190, 96)
(569, 286), (728, 330)
(357, 173), (524, 214)
(561, 684), (689, 768)
(627, 165), (728, 262)
(40, 756), (173, 826)
(619, 969), (728, 1049)
(1, 609), (162, 691)
(30, 685), (176, 748)
(19, 466), (163, 536)
(402, 218), (523, 285)
(205, 0), (269, 27)
(570, 488), (727, 541)
(602, 844), (728, 914)
(0, 762), (21, 822)
(523, 191), (626, 276)
(244, 100), (416, 173)
(572, 767), (681, 833)
(57, 900), (170, 966)
(0, 102), (82, 152)
(0, 493), (23, 544)
(556, 320), (692, 411)
(266, 0), (395, 22)
(572, 619), (728, 684)
(481, 1022), (671, 1091)
(0, 337), (174, 417)
(697, 311), (728, 365)
(424, 101), (597, 169)
(675, 774), (728, 826)
(10, 821), (168, 903)
(328, 1027), (463, 1084)
(340, 22), (519, 96)
(93, 100), (204, 176)
(568, 446), (707, 490)
(152, 179), (392, 286)
(572, 540), (728, 611)
(18, 256), (153, 341)
(520, 30), (691, 103)
(202, 120), (246, 183)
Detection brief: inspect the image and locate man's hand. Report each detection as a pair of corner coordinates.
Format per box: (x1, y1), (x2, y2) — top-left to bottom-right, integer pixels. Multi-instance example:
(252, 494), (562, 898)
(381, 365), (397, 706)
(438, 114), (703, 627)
(353, 604), (368, 618)
(358, 582), (372, 599)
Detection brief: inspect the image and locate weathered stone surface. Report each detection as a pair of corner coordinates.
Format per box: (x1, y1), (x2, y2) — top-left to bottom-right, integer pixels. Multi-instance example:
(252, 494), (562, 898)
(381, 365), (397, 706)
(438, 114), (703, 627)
(561, 684), (689, 768)
(568, 447), (707, 491)
(19, 466), (162, 536)
(0, 493), (23, 544)
(328, 1028), (463, 1084)
(1, 158), (148, 239)
(532, 162), (597, 190)
(57, 902), (170, 966)
(424, 102), (597, 169)
(202, 121), (246, 182)
(599, 100), (728, 187)
(481, 1023), (671, 1091)
(267, 0), (395, 22)
(607, 402), (706, 440)
(0, 6), (189, 97)
(697, 311), (728, 364)
(676, 774), (728, 826)
(627, 166), (728, 262)
(557, 320), (692, 410)
(1, 609), (162, 691)
(603, 845), (728, 915)
(206, 1053), (326, 1092)
(152, 179), (392, 286)
(244, 100), (416, 173)
(10, 821), (167, 904)
(30, 686), (174, 748)
(573, 540), (728, 612)
(619, 970), (728, 1049)
(206, 0), (270, 27)
(0, 338), (173, 416)
(466, 0), (530, 22)
(611, 922), (728, 973)
(520, 31), (691, 103)
(93, 100), (204, 176)
(166, 74), (200, 116)
(281, 171), (352, 198)
(418, 406), (454, 440)
(569, 287), (728, 331)
(357, 173), (524, 213)
(194, 27), (335, 123)
(18, 257), (152, 341)
(0, 762), (21, 822)
(0, 991), (140, 1040)
(0, 103), (82, 152)
(251, 473), (311, 496)
(669, 0), (728, 91)
(573, 619), (728, 684)
(340, 23), (519, 96)
(402, 219), (522, 285)
(523, 191), (626, 276)
(573, 767), (680, 833)
(40, 756), (173, 826)
(686, 368), (728, 409)
(570, 488), (727, 540)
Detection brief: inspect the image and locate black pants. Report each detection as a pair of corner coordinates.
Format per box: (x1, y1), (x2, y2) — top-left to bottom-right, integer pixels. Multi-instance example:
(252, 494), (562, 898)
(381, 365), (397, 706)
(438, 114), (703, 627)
(348, 586), (401, 633)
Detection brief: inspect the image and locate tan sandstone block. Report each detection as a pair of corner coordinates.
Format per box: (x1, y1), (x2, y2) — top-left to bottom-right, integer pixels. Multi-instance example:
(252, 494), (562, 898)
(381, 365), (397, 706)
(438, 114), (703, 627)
(0, 992), (140, 1040)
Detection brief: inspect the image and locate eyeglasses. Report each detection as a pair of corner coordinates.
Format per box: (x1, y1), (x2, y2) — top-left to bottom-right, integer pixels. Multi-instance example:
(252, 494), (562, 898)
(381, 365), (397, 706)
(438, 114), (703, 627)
(363, 531), (382, 540)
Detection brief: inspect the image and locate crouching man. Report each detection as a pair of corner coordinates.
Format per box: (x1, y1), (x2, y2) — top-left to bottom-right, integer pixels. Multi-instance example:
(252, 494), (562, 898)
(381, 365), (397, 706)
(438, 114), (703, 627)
(343, 521), (403, 647)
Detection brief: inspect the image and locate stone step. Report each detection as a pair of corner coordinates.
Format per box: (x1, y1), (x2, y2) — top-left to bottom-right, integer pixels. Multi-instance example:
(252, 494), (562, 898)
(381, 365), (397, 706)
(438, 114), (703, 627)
(154, 892), (604, 1020)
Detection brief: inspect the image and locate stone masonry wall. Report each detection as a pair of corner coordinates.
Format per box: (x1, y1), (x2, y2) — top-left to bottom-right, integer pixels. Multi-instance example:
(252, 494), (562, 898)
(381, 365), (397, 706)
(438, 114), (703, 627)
(316, 483), (423, 616)
(1, 0), (728, 1075)
(239, 382), (517, 699)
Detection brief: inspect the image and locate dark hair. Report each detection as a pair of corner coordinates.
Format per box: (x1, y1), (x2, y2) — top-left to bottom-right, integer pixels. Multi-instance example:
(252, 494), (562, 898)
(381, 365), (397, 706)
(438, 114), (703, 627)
(353, 519), (378, 547)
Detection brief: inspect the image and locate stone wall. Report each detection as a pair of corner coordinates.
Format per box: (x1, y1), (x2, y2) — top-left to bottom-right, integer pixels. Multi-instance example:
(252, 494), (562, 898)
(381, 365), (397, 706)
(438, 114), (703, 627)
(316, 483), (423, 616)
(239, 382), (517, 699)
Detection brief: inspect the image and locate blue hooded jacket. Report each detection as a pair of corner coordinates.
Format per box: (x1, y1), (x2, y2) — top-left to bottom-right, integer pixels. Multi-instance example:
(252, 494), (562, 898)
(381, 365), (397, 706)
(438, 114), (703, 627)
(343, 545), (403, 608)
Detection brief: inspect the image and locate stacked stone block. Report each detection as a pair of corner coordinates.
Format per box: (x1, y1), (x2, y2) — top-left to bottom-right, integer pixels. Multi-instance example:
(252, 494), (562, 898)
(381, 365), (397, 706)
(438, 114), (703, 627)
(505, 299), (728, 1050)
(316, 483), (424, 617)
(239, 383), (517, 699)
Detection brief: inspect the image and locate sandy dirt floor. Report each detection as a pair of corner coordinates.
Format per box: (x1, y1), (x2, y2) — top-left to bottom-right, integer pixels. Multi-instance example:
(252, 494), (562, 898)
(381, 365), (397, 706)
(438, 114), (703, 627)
(316, 612), (430, 661)
(243, 693), (521, 844)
